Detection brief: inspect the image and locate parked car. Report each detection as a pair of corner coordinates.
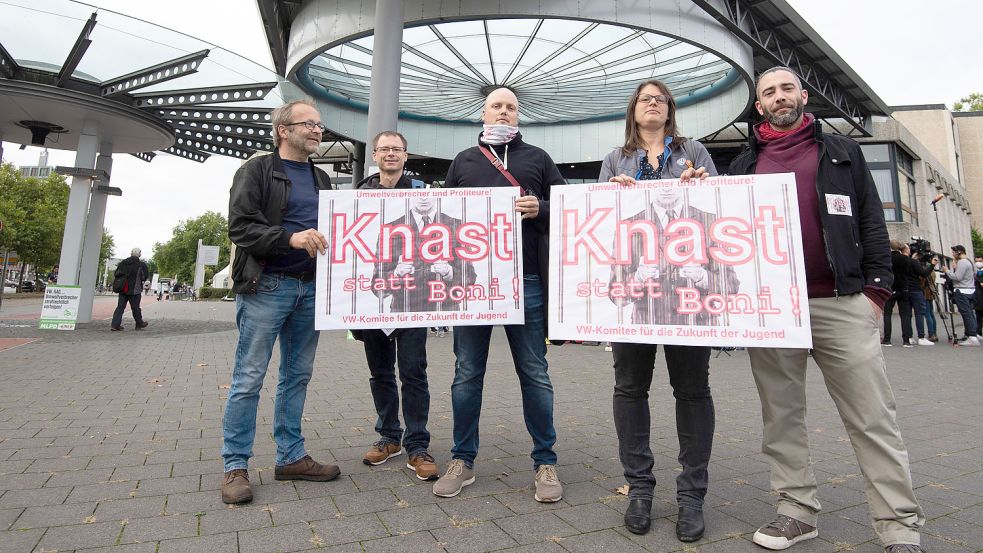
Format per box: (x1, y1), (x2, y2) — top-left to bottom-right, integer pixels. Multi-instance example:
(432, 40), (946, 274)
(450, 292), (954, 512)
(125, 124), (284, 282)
(18, 280), (36, 293)
(3, 280), (16, 294)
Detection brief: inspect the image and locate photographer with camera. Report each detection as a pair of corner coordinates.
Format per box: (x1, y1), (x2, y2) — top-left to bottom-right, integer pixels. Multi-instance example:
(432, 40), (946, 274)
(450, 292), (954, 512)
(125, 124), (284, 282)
(884, 240), (934, 346)
(905, 241), (936, 345)
(943, 245), (979, 346)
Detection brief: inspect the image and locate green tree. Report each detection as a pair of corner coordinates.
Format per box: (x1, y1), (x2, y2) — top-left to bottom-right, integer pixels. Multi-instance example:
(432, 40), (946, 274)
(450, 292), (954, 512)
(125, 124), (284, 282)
(972, 227), (983, 258)
(0, 163), (70, 281)
(152, 211), (230, 285)
(97, 229), (116, 288)
(953, 92), (983, 112)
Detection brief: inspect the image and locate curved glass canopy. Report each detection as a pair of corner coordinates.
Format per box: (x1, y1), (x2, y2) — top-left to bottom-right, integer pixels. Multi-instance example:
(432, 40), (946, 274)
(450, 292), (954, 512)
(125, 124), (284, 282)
(0, 0), (284, 161)
(304, 18), (736, 124)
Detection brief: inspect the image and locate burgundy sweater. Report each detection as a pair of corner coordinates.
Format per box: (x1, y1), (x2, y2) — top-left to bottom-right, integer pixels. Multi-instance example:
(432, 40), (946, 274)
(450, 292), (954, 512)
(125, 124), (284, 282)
(753, 114), (889, 307)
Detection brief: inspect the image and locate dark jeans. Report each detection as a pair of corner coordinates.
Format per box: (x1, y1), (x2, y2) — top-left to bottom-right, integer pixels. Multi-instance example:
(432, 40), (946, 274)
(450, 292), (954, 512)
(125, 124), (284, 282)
(908, 288), (928, 338)
(612, 342), (714, 508)
(952, 291), (978, 337)
(362, 327), (431, 455)
(111, 293), (144, 328)
(882, 292), (912, 343)
(450, 276), (556, 468)
(976, 309), (983, 337)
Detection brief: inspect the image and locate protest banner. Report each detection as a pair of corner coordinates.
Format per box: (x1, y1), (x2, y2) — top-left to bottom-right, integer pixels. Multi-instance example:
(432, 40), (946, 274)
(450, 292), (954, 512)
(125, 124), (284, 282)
(549, 173), (812, 348)
(39, 285), (82, 330)
(316, 187), (523, 330)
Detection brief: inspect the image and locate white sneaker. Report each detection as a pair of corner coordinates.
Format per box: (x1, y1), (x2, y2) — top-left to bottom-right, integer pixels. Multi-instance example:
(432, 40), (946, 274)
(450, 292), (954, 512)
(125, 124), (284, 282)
(957, 336), (980, 346)
(916, 338), (934, 346)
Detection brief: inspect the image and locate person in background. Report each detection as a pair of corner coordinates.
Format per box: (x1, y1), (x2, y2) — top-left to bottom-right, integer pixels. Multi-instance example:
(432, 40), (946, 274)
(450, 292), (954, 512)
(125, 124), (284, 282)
(110, 248), (149, 331)
(944, 245), (979, 345)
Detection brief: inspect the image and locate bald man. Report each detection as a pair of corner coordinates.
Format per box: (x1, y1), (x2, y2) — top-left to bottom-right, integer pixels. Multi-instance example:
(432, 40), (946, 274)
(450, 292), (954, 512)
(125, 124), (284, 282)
(432, 88), (566, 503)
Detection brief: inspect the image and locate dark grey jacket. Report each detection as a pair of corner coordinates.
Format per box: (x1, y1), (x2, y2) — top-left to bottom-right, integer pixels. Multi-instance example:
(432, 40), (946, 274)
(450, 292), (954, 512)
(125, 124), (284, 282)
(729, 121), (892, 295)
(598, 139), (717, 182)
(228, 151), (333, 294)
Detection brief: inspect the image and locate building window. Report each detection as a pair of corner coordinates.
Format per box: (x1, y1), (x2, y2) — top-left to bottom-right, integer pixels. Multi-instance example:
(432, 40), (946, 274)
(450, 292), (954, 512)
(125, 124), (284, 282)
(870, 168), (898, 221)
(861, 144), (891, 163)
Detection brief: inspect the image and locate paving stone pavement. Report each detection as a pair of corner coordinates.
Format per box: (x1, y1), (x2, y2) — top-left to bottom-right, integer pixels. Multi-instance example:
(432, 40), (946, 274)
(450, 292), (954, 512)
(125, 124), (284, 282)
(0, 296), (981, 552)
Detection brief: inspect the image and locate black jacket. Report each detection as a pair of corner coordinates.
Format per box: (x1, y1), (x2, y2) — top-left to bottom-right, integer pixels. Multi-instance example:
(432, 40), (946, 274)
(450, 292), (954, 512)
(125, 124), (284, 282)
(114, 256), (148, 296)
(729, 121), (892, 296)
(228, 151), (333, 294)
(443, 133), (565, 278)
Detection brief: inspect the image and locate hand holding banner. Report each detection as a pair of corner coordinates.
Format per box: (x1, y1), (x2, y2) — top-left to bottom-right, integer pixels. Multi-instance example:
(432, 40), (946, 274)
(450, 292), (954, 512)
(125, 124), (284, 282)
(316, 187), (524, 330)
(548, 173), (812, 348)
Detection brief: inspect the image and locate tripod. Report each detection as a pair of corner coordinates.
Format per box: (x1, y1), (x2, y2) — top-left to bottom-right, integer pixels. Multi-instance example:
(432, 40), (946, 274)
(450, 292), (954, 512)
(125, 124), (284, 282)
(930, 200), (959, 344)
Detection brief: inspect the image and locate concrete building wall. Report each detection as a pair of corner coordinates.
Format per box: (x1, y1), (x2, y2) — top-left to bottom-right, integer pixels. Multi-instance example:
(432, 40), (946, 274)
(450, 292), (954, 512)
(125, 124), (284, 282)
(891, 107), (962, 179)
(954, 112), (983, 231)
(861, 116), (974, 259)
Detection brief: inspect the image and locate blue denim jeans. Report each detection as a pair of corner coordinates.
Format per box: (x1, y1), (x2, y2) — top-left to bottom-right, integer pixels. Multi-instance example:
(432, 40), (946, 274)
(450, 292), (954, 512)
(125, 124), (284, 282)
(612, 343), (714, 507)
(362, 327), (431, 455)
(908, 288), (928, 338)
(451, 276), (557, 468)
(222, 273), (319, 471)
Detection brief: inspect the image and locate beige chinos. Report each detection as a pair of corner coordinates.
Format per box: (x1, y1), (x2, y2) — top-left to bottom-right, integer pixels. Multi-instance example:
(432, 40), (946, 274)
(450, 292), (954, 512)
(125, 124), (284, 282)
(748, 293), (924, 546)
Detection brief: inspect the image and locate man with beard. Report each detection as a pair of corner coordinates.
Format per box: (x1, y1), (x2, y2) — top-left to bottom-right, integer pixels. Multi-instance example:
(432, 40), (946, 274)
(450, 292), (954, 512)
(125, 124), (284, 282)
(729, 67), (924, 552)
(222, 100), (339, 505)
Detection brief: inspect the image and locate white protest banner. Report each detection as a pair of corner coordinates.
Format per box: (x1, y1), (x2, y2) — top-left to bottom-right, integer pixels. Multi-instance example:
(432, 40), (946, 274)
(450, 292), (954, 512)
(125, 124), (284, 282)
(316, 187), (523, 330)
(549, 173), (812, 348)
(39, 285), (82, 330)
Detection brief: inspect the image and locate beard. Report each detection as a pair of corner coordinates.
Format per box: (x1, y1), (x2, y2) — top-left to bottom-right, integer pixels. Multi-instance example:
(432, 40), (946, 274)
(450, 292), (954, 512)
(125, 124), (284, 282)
(763, 100), (804, 129)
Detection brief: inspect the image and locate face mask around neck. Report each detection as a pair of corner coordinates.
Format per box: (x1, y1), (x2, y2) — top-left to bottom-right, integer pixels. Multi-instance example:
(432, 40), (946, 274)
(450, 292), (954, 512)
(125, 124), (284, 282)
(482, 124), (518, 145)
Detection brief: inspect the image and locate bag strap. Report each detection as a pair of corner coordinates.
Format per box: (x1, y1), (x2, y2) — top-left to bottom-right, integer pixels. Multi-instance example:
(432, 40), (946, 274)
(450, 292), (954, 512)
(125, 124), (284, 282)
(479, 145), (524, 194)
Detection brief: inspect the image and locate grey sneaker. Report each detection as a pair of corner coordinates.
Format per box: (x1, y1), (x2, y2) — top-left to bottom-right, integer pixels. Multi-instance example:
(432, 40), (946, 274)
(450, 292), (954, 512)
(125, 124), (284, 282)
(752, 515), (818, 550)
(432, 459), (474, 498)
(884, 545), (923, 553)
(534, 464), (563, 502)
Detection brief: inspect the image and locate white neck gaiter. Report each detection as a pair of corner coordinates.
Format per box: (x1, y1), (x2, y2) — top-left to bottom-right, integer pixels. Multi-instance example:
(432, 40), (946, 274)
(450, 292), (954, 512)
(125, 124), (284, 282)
(481, 124), (518, 145)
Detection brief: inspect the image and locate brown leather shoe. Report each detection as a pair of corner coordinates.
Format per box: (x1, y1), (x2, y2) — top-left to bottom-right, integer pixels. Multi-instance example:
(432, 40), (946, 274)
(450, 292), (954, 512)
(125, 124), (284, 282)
(407, 452), (439, 481)
(221, 469), (253, 504)
(363, 440), (403, 465)
(274, 455), (340, 482)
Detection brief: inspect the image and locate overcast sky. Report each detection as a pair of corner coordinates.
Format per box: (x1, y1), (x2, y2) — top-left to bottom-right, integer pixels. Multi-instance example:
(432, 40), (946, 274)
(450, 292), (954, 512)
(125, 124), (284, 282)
(2, 0), (981, 261)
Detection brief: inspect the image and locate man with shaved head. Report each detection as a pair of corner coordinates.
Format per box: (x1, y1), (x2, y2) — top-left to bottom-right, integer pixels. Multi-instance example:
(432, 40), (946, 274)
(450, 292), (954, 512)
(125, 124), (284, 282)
(432, 87), (566, 503)
(729, 67), (924, 553)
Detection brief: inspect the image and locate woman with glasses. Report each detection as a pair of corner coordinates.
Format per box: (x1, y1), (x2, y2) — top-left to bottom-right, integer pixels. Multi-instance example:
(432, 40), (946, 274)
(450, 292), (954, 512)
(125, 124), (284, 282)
(598, 80), (718, 541)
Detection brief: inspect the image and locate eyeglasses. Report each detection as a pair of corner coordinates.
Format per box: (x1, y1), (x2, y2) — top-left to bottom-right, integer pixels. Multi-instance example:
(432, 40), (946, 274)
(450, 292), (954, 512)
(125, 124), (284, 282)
(636, 94), (669, 105)
(373, 146), (406, 154)
(282, 121), (326, 132)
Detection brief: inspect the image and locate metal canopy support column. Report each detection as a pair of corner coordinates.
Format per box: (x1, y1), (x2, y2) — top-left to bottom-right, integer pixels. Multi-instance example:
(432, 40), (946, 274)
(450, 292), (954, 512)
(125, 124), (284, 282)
(77, 142), (113, 323)
(352, 142), (366, 186)
(57, 124), (99, 285)
(365, 0), (404, 145)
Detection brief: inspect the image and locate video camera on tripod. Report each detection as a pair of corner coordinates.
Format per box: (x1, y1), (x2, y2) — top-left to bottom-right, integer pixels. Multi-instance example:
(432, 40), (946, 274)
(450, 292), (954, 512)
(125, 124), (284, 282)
(907, 236), (936, 259)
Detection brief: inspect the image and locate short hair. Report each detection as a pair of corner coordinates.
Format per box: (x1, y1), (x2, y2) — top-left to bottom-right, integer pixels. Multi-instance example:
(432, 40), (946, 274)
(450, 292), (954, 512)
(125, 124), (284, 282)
(951, 244), (967, 255)
(755, 66), (804, 94)
(131, 248), (141, 257)
(889, 239), (903, 251)
(271, 100), (316, 147)
(372, 131), (407, 149)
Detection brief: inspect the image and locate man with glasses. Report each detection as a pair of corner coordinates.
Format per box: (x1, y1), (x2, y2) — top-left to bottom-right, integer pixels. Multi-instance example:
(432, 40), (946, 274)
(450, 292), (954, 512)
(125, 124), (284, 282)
(222, 100), (337, 504)
(432, 87), (566, 503)
(353, 131), (475, 481)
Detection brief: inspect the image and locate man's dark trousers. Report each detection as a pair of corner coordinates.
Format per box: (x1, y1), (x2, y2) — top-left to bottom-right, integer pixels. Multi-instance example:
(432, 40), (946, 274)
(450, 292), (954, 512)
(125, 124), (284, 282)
(112, 293), (144, 329)
(362, 327), (431, 455)
(882, 292), (912, 343)
(612, 343), (714, 507)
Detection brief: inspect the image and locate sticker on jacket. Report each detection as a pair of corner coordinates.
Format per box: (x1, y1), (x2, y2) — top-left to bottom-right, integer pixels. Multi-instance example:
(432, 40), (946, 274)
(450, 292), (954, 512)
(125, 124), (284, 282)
(825, 194), (852, 216)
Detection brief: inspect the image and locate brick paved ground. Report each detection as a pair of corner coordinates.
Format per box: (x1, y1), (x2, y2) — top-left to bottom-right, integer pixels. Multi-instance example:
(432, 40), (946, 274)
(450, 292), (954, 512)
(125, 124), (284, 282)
(0, 295), (980, 552)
